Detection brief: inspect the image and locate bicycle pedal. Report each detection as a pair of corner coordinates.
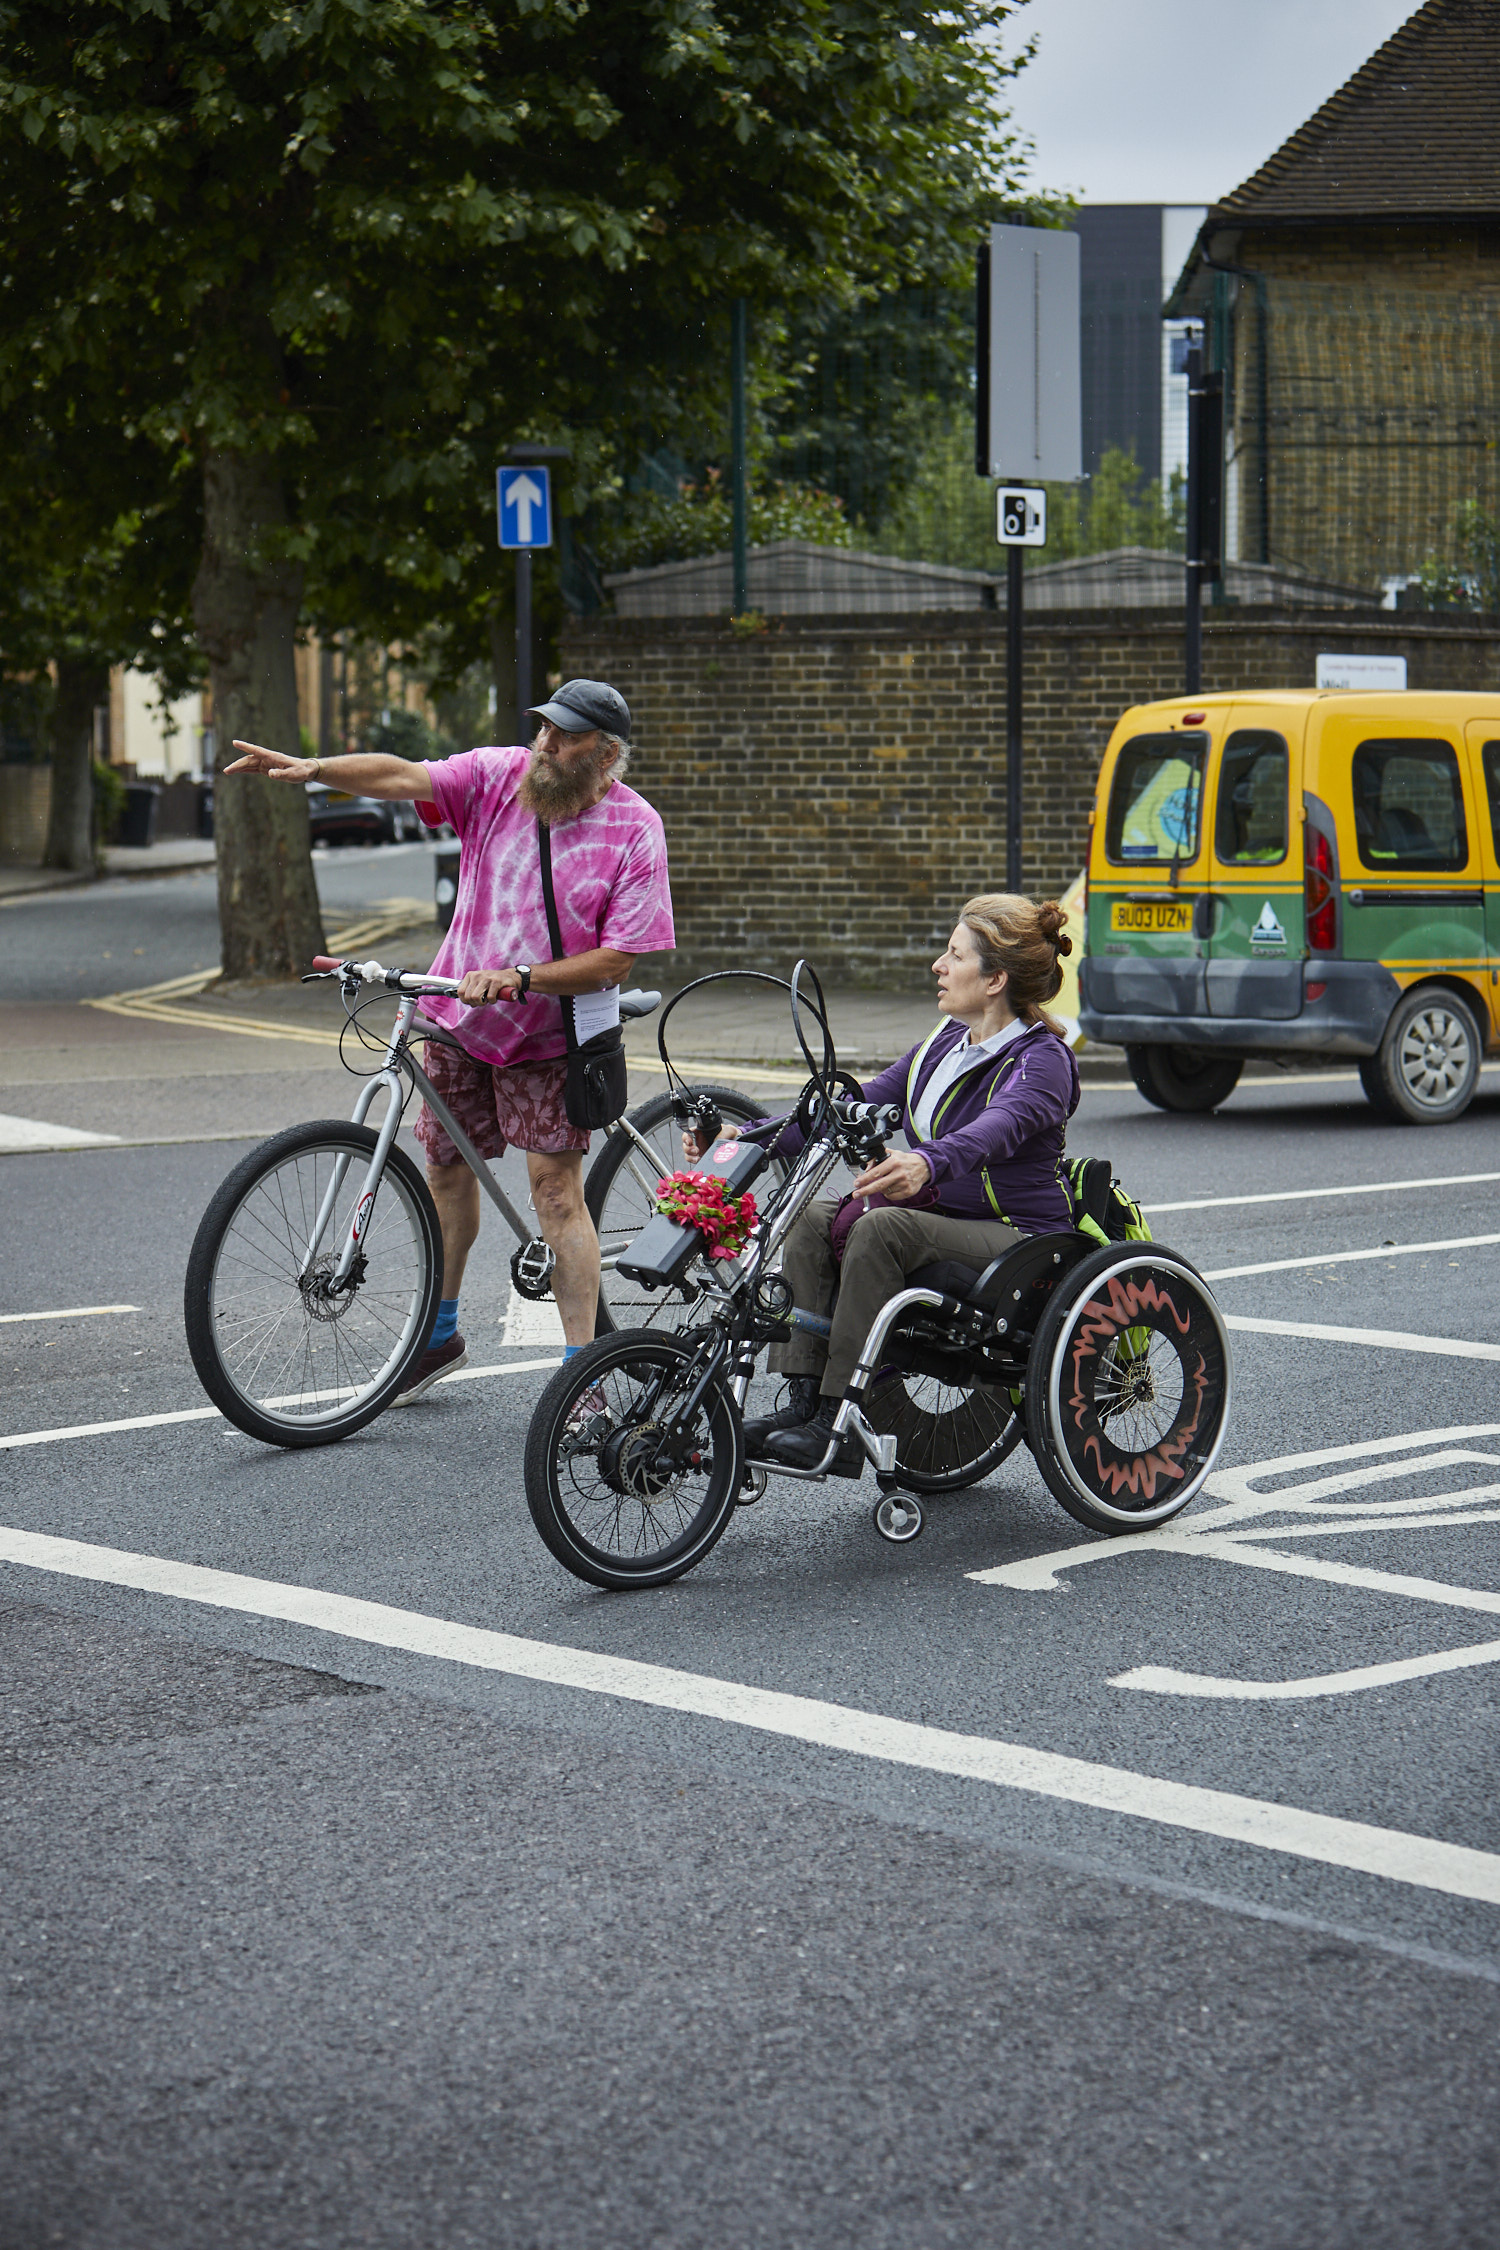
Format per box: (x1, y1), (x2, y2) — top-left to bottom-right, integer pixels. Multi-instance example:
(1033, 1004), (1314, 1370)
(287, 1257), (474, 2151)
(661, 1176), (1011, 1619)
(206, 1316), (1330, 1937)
(511, 1236), (556, 1300)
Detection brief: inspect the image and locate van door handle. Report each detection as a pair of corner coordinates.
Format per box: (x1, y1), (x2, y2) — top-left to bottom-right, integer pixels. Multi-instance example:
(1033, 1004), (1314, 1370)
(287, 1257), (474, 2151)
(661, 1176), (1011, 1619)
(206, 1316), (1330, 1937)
(1192, 893), (1215, 941)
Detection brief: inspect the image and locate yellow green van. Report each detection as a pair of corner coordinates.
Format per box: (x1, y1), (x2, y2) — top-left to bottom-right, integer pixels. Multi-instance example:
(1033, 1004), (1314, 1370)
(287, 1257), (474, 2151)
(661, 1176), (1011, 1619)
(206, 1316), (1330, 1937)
(1079, 689), (1500, 1124)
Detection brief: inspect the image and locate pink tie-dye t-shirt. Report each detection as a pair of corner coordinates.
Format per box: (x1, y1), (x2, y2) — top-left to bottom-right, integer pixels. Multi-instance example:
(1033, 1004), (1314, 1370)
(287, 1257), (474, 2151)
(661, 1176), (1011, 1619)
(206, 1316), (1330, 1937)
(415, 746), (675, 1067)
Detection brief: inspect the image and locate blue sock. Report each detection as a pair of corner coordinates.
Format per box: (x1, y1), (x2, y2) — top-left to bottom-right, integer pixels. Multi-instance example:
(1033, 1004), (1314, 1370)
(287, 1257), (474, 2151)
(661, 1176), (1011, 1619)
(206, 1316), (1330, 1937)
(430, 1298), (459, 1348)
(563, 1344), (583, 1359)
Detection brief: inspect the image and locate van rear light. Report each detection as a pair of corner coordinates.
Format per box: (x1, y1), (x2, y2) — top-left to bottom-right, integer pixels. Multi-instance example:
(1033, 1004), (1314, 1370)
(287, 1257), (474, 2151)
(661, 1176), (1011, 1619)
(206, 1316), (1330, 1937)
(1305, 826), (1336, 952)
(1305, 980), (1328, 1002)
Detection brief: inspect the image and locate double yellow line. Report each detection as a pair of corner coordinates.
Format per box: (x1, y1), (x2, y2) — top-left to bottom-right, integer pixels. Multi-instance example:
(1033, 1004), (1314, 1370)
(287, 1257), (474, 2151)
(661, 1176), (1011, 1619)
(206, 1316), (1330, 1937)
(82, 903), (434, 1049)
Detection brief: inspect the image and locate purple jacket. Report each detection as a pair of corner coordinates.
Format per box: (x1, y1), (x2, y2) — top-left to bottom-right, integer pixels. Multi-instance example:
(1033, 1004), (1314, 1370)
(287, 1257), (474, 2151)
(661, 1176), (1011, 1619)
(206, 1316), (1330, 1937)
(763, 1019), (1081, 1235)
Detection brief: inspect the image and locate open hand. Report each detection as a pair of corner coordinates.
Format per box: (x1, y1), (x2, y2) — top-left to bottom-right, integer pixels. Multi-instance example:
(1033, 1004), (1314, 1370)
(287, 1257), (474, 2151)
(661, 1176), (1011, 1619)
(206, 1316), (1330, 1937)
(849, 1150), (931, 1202)
(225, 740), (317, 781)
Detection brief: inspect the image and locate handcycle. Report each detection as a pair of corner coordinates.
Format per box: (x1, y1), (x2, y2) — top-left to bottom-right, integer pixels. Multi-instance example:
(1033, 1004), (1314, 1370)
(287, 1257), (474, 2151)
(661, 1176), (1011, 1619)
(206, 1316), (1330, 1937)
(523, 965), (1234, 1590)
(183, 951), (786, 1447)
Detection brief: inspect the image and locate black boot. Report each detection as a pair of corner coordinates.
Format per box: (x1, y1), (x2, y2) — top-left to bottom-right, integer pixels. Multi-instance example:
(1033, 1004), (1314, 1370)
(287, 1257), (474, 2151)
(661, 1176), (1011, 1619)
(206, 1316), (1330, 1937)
(743, 1374), (822, 1459)
(762, 1395), (863, 1476)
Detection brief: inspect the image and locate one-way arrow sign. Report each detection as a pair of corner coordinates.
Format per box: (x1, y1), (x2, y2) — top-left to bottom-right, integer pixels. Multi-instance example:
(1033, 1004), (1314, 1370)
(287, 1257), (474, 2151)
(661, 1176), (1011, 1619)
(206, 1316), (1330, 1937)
(497, 464), (552, 549)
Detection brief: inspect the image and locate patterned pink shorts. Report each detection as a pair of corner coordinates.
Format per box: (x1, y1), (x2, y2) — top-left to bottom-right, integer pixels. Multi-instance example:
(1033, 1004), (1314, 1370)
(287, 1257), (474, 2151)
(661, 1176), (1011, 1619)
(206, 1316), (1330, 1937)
(414, 1040), (589, 1164)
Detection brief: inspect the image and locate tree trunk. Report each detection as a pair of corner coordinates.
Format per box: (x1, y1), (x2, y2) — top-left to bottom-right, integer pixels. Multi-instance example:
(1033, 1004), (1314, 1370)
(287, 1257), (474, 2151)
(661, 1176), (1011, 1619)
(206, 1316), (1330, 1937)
(193, 447), (325, 980)
(42, 655), (108, 873)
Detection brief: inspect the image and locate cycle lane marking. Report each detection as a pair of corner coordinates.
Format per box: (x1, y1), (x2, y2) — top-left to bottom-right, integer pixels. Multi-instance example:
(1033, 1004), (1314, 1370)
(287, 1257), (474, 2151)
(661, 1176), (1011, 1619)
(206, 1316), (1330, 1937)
(972, 1426), (1500, 1702)
(3, 1521), (1500, 1911)
(0, 1358), (563, 1451)
(1222, 1315), (1500, 1361)
(1148, 1170), (1500, 1215)
(1204, 1233), (1500, 1281)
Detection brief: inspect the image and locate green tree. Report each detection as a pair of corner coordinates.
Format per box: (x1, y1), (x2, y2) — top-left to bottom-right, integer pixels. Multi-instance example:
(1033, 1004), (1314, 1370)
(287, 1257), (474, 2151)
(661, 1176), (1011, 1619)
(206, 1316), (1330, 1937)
(0, 1), (1026, 973)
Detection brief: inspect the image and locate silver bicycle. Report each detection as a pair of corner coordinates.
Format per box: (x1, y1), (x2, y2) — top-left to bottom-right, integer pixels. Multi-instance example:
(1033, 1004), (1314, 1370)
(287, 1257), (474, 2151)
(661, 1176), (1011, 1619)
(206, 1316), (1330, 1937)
(183, 951), (780, 1447)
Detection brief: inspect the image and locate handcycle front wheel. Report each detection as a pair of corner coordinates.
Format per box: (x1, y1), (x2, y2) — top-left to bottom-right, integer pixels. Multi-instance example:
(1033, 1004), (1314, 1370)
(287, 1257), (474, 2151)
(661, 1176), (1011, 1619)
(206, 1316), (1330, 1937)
(184, 1120), (443, 1447)
(1024, 1242), (1232, 1534)
(525, 1330), (744, 1590)
(587, 1083), (789, 1336)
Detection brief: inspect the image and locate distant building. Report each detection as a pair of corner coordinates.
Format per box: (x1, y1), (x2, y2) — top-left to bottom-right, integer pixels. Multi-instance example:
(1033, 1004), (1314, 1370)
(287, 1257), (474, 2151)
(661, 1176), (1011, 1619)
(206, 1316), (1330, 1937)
(1074, 204), (1206, 490)
(1165, 0), (1500, 595)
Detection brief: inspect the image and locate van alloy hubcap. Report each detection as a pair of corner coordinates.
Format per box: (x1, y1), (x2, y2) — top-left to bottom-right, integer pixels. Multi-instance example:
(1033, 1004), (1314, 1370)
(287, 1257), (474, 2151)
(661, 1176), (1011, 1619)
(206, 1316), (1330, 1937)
(1399, 1007), (1470, 1106)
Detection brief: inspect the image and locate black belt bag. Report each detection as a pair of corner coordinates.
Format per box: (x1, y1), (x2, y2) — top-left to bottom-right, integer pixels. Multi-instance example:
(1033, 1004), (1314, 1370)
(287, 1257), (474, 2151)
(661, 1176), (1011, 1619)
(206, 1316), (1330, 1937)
(537, 818), (629, 1131)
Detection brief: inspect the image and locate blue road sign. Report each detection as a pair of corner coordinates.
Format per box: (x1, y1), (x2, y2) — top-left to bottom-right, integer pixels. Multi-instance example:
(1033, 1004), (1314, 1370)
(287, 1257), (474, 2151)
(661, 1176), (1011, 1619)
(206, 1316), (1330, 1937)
(497, 464), (552, 550)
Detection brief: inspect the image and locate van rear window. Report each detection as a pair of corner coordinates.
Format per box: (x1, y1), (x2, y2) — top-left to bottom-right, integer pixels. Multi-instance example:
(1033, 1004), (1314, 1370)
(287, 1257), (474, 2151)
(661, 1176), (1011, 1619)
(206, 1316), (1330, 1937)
(1104, 734), (1207, 864)
(1215, 731), (1289, 863)
(1351, 740), (1468, 871)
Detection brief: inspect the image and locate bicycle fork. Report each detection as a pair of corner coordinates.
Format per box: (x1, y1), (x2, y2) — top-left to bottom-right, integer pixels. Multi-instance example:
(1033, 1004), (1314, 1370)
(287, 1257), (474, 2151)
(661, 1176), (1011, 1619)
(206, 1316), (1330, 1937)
(299, 1002), (418, 1290)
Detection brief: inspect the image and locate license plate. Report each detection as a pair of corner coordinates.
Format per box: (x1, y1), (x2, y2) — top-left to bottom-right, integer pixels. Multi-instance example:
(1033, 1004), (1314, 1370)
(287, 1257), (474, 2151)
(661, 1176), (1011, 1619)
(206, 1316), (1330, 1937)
(1110, 898), (1192, 935)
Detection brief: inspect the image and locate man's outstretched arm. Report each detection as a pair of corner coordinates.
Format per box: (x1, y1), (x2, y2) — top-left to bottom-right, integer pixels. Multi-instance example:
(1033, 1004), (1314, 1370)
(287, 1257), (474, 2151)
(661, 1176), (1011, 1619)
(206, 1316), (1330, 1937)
(225, 740), (435, 803)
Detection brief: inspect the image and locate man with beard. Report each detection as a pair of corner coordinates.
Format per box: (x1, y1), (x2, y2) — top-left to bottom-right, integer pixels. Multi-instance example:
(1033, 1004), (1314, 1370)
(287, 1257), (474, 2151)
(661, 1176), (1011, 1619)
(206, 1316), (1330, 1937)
(224, 679), (674, 1399)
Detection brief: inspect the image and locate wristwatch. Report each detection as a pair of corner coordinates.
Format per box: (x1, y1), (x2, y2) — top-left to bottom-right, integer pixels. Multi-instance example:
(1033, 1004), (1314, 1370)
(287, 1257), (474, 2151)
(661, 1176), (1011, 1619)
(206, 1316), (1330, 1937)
(516, 965), (532, 999)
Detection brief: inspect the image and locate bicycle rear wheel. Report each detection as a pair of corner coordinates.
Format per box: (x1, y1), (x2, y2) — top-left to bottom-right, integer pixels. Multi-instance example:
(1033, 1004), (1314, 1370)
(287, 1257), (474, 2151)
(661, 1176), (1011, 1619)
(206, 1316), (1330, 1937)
(184, 1121), (442, 1447)
(586, 1084), (785, 1334)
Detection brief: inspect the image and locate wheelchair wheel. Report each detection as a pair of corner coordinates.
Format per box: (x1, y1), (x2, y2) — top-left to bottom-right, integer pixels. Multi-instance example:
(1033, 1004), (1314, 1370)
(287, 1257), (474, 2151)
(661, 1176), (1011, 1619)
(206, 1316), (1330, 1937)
(1024, 1243), (1231, 1534)
(524, 1330), (744, 1589)
(863, 1366), (1023, 1494)
(585, 1084), (787, 1335)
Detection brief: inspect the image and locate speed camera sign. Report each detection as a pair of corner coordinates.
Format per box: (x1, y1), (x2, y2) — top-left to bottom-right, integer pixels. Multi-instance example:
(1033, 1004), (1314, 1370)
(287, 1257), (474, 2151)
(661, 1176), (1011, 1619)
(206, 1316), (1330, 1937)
(997, 486), (1047, 546)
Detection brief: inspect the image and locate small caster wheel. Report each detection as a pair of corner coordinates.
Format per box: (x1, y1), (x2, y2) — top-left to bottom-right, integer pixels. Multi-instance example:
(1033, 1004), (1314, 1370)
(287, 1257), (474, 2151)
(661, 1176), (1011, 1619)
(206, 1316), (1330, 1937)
(873, 1491), (924, 1544)
(737, 1465), (768, 1507)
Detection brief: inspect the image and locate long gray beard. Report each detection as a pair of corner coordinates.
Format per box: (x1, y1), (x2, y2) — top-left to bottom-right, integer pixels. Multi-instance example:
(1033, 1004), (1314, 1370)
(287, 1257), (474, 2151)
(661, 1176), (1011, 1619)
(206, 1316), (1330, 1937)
(517, 743), (611, 823)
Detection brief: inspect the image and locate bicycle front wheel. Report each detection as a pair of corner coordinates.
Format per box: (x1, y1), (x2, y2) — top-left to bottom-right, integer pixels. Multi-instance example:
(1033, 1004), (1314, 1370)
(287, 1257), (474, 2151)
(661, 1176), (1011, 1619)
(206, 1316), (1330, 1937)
(586, 1084), (785, 1334)
(184, 1121), (443, 1447)
(525, 1330), (743, 1589)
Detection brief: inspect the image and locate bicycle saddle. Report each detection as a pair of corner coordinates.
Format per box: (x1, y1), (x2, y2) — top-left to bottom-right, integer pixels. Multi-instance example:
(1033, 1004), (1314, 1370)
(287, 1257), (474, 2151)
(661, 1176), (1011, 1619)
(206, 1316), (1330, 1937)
(619, 989), (661, 1020)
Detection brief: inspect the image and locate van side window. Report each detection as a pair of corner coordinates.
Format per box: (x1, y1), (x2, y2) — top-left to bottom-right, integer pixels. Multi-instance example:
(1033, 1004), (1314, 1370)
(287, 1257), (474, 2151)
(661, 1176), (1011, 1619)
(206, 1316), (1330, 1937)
(1481, 743), (1500, 857)
(1214, 731), (1288, 863)
(1104, 733), (1207, 864)
(1351, 740), (1468, 871)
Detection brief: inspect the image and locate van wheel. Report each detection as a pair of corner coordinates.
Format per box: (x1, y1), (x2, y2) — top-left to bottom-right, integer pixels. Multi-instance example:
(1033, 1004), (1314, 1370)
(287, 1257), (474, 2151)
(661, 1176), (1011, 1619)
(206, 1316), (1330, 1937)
(1126, 1044), (1243, 1114)
(1361, 990), (1481, 1124)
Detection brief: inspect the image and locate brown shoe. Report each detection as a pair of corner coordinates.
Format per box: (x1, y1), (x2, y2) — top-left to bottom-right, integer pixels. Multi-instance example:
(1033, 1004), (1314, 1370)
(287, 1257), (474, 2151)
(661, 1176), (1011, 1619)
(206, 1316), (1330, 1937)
(393, 1331), (469, 1405)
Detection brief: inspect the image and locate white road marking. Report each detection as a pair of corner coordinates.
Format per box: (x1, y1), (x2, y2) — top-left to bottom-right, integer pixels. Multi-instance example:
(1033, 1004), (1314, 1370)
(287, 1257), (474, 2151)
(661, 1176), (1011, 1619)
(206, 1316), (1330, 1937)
(4, 1522), (1500, 1908)
(1205, 1233), (1500, 1282)
(502, 1290), (566, 1348)
(1223, 1313), (1500, 1361)
(0, 1113), (120, 1152)
(1148, 1170), (1500, 1215)
(1113, 1639), (1500, 1702)
(973, 1427), (1500, 1702)
(0, 1303), (140, 1325)
(0, 1359), (564, 1451)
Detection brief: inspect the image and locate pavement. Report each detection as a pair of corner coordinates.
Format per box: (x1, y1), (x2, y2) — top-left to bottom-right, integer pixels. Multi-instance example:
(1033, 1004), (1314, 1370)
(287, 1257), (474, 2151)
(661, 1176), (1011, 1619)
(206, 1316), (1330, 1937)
(0, 837), (218, 898)
(6, 853), (1500, 2245)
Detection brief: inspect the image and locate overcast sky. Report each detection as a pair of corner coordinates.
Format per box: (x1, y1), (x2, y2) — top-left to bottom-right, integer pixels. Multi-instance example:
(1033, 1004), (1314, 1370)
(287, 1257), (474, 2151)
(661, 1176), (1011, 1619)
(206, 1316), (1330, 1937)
(1004, 0), (1419, 207)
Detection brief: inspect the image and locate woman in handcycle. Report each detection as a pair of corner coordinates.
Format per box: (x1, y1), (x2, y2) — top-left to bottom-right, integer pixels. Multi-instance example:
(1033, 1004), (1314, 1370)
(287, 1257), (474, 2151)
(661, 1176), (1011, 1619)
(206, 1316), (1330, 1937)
(689, 893), (1078, 1473)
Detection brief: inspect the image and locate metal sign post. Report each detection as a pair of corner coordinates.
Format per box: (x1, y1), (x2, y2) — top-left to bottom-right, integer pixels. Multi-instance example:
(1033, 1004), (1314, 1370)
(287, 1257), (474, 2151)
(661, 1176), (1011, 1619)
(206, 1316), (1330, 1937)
(497, 447), (566, 742)
(977, 222), (1080, 896)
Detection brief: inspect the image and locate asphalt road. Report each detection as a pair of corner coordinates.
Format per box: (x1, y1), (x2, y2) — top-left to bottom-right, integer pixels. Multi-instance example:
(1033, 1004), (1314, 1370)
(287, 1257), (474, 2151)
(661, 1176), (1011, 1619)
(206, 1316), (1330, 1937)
(4, 871), (1500, 2246)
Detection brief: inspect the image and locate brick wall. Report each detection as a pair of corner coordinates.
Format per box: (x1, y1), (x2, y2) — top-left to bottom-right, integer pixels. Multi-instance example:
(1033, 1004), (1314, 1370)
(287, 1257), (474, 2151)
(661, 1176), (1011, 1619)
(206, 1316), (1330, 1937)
(563, 606), (1500, 990)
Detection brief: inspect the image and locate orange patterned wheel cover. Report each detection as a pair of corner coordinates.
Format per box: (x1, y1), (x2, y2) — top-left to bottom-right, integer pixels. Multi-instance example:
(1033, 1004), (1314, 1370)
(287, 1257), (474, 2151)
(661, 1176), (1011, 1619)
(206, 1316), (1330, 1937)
(1059, 1266), (1226, 1509)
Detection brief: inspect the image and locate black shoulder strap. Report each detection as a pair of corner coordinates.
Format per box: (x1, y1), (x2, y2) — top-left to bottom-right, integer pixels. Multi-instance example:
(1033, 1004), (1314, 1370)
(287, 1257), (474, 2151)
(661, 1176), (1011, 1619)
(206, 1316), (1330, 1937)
(536, 818), (577, 1053)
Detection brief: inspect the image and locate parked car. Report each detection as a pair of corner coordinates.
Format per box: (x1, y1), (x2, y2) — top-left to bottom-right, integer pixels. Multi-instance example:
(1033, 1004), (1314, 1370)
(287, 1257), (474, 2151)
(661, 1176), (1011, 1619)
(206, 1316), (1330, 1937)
(305, 780), (425, 847)
(1079, 687), (1500, 1124)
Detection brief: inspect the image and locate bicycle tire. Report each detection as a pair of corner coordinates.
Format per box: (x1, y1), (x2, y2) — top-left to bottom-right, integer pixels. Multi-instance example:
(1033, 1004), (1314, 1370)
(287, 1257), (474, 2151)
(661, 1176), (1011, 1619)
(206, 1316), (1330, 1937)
(185, 1120), (443, 1447)
(525, 1329), (743, 1589)
(586, 1083), (786, 1336)
(1024, 1241), (1231, 1534)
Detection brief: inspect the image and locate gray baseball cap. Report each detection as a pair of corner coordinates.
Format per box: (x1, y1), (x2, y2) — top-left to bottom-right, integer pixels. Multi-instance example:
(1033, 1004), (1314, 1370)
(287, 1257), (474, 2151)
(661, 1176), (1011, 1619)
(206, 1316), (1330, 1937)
(525, 678), (631, 741)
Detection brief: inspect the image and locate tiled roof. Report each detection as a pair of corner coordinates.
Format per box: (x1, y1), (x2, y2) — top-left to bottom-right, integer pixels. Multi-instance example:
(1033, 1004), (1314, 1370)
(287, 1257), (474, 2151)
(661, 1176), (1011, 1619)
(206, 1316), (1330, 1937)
(1211, 0), (1500, 223)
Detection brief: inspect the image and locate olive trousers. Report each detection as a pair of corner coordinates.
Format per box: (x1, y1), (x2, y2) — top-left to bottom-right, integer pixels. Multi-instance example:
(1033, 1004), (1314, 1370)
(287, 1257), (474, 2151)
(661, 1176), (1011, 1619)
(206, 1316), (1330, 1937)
(769, 1197), (1021, 1397)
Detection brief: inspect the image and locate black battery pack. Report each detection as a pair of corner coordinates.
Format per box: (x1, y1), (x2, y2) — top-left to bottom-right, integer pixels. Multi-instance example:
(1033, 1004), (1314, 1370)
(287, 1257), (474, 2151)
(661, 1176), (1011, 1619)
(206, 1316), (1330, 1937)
(615, 1134), (769, 1289)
